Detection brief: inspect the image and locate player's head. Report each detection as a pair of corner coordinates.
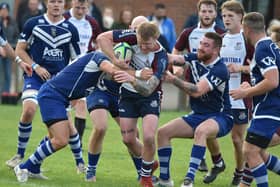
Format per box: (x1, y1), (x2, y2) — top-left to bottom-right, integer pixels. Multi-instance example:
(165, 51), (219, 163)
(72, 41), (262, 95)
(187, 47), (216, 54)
(130, 16), (149, 30)
(242, 12), (265, 45)
(197, 32), (222, 63)
(136, 22), (160, 54)
(46, 0), (65, 17)
(197, 0), (217, 28)
(71, 0), (88, 20)
(221, 0), (244, 32)
(154, 3), (166, 20)
(271, 24), (280, 47)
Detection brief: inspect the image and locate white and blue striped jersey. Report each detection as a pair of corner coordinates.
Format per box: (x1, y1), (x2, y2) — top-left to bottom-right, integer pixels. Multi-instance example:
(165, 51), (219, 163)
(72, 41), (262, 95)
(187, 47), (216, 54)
(47, 51), (110, 100)
(184, 53), (231, 114)
(250, 37), (280, 119)
(18, 14), (81, 75)
(112, 29), (168, 94)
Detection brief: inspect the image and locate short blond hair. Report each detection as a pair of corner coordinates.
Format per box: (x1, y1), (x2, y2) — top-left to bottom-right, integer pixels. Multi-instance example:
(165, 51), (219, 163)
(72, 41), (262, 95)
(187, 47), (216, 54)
(136, 22), (160, 41)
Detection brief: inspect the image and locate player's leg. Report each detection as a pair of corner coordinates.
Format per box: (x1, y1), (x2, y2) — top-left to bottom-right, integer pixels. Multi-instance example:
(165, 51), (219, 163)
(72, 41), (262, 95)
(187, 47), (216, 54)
(6, 88), (38, 168)
(203, 138), (226, 184)
(74, 98), (87, 144)
(243, 118), (279, 187)
(86, 108), (109, 182)
(157, 117), (194, 187)
(67, 116), (85, 174)
(239, 130), (280, 187)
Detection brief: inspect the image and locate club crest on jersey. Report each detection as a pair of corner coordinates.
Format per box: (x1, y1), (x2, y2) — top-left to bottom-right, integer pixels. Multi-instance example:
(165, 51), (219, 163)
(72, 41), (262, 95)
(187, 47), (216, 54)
(234, 42), (242, 50)
(51, 27), (56, 37)
(238, 111), (247, 120)
(150, 100), (158, 108)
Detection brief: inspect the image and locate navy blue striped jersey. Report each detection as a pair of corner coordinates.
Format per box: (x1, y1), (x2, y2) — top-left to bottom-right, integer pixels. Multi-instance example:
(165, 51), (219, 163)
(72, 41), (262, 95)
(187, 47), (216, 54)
(19, 14), (81, 75)
(250, 38), (280, 119)
(184, 53), (231, 114)
(47, 51), (110, 100)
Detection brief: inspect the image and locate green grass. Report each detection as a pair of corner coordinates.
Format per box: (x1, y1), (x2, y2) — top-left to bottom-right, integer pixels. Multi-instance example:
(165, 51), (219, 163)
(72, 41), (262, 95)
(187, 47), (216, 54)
(0, 104), (279, 187)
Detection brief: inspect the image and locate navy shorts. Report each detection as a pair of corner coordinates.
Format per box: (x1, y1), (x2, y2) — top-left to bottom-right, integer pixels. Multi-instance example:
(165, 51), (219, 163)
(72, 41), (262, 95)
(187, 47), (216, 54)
(182, 112), (233, 138)
(232, 108), (249, 125)
(86, 88), (119, 118)
(37, 83), (69, 126)
(248, 118), (280, 140)
(119, 88), (161, 118)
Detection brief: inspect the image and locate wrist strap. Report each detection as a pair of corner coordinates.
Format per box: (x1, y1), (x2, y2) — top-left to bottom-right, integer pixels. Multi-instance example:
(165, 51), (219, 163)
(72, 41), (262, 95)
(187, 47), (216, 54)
(31, 63), (39, 70)
(15, 56), (22, 64)
(135, 70), (142, 78)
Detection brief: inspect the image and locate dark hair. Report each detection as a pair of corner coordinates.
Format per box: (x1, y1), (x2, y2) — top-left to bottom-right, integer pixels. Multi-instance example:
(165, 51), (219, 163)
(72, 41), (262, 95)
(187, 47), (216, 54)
(243, 12), (265, 33)
(204, 32), (222, 48)
(155, 3), (165, 9)
(197, 0), (217, 11)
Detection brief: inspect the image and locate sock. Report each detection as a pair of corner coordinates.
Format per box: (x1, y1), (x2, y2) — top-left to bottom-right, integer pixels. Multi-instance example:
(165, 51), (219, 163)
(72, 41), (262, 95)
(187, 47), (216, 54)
(233, 168), (244, 179)
(17, 122), (32, 158)
(265, 154), (280, 174)
(141, 160), (153, 177)
(158, 146), (172, 180)
(251, 163), (268, 187)
(38, 136), (49, 147)
(74, 117), (86, 142)
(131, 155), (142, 177)
(20, 140), (55, 174)
(211, 153), (223, 167)
(240, 163), (254, 186)
(186, 144), (206, 181)
(87, 152), (100, 176)
(69, 133), (84, 165)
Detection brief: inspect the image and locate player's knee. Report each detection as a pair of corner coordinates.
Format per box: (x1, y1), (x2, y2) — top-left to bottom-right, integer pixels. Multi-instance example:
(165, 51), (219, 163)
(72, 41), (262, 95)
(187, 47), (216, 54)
(94, 125), (108, 137)
(52, 137), (69, 149)
(21, 106), (36, 121)
(231, 134), (244, 146)
(143, 134), (155, 146)
(194, 128), (207, 141)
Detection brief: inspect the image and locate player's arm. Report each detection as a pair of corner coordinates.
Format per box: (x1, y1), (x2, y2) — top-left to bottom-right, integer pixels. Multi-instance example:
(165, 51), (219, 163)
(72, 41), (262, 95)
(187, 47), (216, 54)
(230, 68), (278, 99)
(96, 31), (117, 63)
(164, 71), (210, 97)
(113, 70), (160, 97)
(16, 42), (50, 80)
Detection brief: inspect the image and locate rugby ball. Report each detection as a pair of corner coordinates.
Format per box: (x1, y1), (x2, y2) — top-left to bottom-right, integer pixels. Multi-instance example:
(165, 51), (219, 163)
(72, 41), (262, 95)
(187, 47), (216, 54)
(113, 42), (133, 61)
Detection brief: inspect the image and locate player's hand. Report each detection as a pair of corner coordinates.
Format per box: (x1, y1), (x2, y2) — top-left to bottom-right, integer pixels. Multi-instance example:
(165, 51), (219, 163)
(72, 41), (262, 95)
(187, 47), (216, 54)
(35, 66), (51, 81)
(112, 58), (130, 70)
(139, 68), (153, 80)
(229, 87), (248, 100)
(173, 66), (184, 77)
(240, 81), (251, 89)
(163, 71), (175, 83)
(113, 70), (134, 83)
(227, 63), (241, 73)
(19, 61), (32, 76)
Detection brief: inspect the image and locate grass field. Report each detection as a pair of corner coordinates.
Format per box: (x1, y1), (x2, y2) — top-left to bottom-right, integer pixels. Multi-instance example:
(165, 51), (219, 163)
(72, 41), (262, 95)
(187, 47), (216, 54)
(0, 104), (278, 187)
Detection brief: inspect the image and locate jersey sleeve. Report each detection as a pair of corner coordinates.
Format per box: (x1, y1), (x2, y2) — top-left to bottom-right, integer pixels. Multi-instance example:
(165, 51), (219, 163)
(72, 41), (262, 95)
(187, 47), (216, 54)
(69, 25), (81, 60)
(112, 29), (137, 45)
(153, 50), (168, 79)
(205, 63), (229, 91)
(255, 43), (278, 75)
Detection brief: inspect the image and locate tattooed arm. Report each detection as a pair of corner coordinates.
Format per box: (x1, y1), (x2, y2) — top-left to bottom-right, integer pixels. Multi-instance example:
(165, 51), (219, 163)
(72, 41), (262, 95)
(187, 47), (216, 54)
(131, 75), (160, 97)
(164, 71), (210, 98)
(114, 71), (160, 97)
